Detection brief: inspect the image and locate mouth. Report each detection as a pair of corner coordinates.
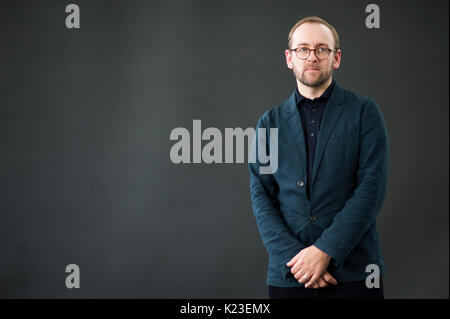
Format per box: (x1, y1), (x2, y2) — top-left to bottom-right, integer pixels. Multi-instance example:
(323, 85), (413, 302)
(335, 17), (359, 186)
(305, 68), (320, 72)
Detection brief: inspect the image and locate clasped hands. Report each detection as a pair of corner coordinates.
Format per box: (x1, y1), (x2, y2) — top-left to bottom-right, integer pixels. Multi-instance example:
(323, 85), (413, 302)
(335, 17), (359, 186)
(286, 245), (338, 289)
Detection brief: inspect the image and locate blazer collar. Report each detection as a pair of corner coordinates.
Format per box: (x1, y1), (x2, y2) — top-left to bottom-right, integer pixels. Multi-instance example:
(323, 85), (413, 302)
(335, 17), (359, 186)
(285, 79), (344, 115)
(295, 79), (336, 106)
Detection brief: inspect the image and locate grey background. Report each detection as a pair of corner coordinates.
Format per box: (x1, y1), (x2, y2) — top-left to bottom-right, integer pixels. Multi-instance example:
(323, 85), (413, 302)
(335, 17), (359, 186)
(0, 0), (448, 298)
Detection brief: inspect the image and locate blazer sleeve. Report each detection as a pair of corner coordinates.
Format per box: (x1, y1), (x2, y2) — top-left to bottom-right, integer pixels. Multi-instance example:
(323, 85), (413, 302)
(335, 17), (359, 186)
(313, 99), (390, 267)
(249, 115), (306, 280)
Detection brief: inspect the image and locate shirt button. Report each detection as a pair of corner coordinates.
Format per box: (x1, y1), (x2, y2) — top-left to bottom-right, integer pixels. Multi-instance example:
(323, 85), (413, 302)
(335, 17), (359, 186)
(311, 120), (315, 124)
(312, 108), (317, 112)
(309, 215), (317, 221)
(310, 133), (314, 137)
(297, 180), (304, 187)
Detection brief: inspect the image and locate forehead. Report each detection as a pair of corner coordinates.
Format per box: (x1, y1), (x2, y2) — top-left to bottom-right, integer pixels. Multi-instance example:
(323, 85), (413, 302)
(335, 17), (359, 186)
(291, 22), (334, 47)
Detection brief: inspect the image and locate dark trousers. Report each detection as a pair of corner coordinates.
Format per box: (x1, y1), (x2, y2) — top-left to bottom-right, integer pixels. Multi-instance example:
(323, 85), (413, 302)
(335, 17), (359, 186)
(268, 278), (384, 299)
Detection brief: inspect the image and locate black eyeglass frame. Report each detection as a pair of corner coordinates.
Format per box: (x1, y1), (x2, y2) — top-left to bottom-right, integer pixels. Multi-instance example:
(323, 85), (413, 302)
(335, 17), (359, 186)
(289, 47), (338, 60)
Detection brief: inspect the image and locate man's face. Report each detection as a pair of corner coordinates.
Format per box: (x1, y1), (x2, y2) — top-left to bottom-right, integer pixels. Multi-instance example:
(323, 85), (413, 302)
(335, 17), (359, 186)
(285, 23), (341, 88)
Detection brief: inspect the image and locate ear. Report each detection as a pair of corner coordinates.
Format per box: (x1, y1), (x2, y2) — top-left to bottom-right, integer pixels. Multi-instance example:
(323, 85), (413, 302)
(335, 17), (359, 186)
(333, 49), (342, 69)
(285, 49), (294, 69)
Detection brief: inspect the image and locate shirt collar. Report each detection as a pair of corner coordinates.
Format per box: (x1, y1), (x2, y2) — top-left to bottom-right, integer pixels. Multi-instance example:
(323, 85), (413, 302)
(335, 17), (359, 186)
(295, 78), (335, 106)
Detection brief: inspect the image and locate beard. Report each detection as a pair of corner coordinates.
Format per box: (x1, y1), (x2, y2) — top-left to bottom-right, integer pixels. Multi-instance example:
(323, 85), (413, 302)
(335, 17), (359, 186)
(293, 64), (333, 88)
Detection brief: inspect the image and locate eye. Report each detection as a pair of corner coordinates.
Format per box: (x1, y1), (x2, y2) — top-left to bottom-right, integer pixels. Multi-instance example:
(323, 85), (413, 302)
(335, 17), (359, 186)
(318, 48), (329, 52)
(298, 47), (309, 53)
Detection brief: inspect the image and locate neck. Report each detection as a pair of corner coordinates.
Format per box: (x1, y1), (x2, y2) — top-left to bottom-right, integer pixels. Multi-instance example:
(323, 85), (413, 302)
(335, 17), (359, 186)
(297, 77), (333, 99)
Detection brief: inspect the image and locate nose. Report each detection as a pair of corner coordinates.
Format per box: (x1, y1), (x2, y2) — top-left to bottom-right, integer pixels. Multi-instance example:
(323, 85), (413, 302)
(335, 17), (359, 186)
(307, 50), (318, 63)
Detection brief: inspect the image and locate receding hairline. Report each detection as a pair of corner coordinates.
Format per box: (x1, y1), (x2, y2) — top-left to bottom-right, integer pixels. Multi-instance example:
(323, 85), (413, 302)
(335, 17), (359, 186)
(288, 17), (340, 50)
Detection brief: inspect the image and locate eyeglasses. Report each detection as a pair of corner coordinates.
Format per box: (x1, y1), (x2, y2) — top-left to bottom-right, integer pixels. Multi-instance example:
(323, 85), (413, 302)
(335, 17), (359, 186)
(289, 47), (337, 60)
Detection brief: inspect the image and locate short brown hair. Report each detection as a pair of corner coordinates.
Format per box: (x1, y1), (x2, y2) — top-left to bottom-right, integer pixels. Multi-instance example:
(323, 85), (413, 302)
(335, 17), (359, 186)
(288, 16), (340, 50)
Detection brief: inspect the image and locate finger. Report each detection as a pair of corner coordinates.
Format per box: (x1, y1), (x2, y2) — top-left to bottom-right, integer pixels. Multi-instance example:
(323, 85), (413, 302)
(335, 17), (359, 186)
(287, 254), (300, 267)
(317, 277), (328, 288)
(286, 252), (302, 267)
(311, 282), (320, 289)
(305, 274), (320, 288)
(296, 272), (309, 284)
(290, 259), (304, 275)
(295, 271), (306, 282)
(289, 250), (304, 266)
(322, 272), (338, 285)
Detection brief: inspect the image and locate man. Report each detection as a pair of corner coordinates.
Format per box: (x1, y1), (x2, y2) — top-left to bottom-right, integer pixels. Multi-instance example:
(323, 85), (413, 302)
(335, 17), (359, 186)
(248, 16), (389, 299)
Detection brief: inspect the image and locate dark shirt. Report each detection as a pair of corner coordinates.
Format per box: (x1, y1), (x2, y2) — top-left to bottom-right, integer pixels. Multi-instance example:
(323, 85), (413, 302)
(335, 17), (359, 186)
(295, 79), (335, 200)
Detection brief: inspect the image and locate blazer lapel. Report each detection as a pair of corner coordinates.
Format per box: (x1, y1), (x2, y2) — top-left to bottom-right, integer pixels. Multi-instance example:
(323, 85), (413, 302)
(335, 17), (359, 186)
(282, 92), (308, 176)
(311, 81), (346, 189)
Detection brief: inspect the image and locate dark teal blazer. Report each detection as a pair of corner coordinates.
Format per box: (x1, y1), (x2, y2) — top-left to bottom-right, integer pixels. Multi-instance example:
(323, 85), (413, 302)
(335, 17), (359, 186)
(249, 81), (389, 287)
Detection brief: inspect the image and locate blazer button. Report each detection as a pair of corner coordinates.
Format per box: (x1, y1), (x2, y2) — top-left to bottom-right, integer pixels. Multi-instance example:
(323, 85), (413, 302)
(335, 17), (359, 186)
(309, 215), (317, 221)
(297, 180), (304, 187)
